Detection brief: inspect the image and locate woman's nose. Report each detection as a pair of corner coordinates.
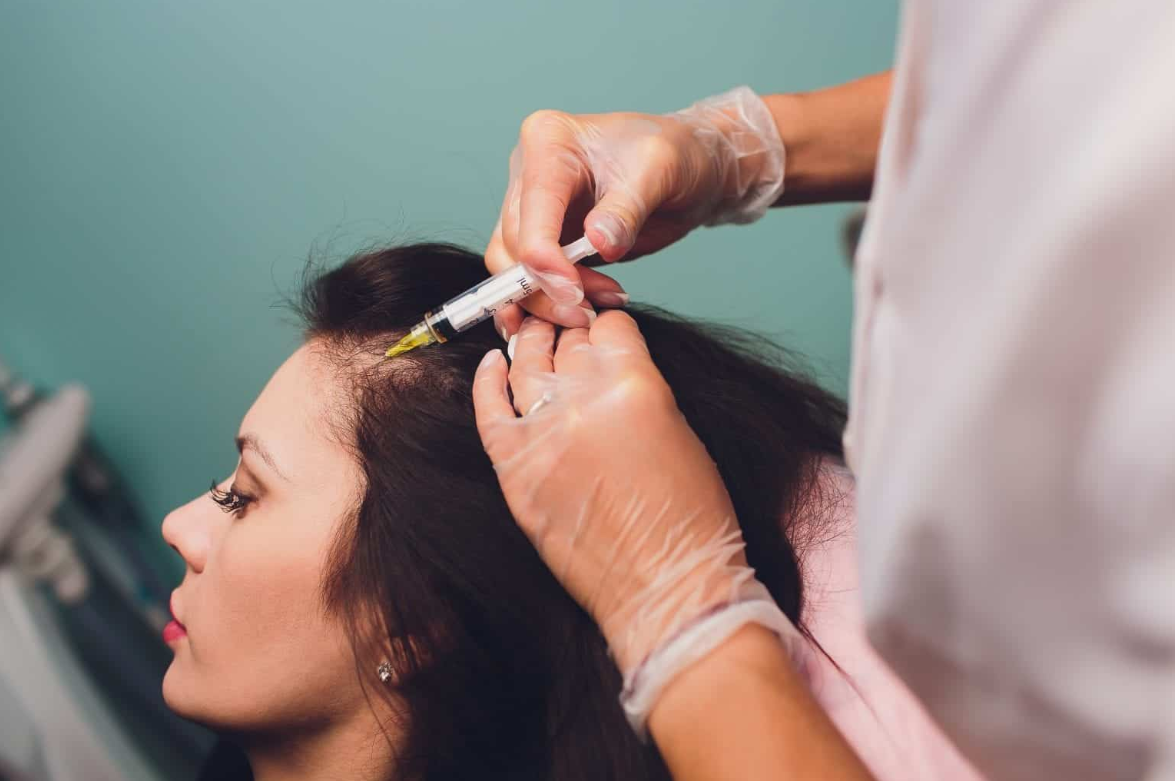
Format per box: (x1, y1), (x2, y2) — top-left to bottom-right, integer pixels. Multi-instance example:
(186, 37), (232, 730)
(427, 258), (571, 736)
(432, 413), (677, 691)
(161, 494), (213, 573)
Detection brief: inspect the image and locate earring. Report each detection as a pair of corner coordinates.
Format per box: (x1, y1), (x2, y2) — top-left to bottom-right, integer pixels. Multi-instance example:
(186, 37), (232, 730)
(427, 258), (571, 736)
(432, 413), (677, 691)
(377, 661), (394, 684)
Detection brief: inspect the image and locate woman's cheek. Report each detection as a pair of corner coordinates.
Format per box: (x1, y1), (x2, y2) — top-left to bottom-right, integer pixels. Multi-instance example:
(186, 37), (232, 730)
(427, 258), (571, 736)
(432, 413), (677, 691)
(215, 522), (331, 633)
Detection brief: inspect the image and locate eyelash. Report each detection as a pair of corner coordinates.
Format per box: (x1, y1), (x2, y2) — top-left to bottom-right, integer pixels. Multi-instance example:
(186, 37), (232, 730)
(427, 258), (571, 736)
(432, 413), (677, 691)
(209, 480), (256, 515)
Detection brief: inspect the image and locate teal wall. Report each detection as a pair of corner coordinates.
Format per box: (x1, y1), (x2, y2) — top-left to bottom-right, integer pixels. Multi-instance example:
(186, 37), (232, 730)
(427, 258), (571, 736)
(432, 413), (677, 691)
(0, 1), (897, 574)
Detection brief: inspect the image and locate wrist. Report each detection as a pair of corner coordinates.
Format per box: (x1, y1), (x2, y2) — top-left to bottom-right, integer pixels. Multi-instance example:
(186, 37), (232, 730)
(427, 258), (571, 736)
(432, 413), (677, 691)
(617, 587), (804, 735)
(762, 92), (809, 195)
(646, 623), (796, 743)
(763, 91), (837, 205)
(763, 73), (890, 206)
(646, 625), (877, 780)
(602, 564), (751, 676)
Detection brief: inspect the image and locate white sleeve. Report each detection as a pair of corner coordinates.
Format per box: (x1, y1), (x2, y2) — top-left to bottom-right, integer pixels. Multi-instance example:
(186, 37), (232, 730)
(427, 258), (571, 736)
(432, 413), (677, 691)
(847, 2), (1175, 779)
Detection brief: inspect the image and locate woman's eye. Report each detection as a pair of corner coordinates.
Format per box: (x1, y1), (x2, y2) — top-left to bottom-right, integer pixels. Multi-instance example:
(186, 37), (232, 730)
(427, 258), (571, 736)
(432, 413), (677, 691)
(208, 480), (256, 515)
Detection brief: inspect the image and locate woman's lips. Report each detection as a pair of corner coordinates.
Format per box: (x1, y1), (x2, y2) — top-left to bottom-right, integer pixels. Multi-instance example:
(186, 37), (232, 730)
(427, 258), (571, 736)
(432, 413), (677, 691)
(166, 592), (187, 643)
(163, 620), (187, 644)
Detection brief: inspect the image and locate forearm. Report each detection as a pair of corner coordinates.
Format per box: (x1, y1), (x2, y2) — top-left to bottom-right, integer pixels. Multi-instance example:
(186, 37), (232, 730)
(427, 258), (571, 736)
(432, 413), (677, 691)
(765, 71), (892, 205)
(648, 624), (875, 781)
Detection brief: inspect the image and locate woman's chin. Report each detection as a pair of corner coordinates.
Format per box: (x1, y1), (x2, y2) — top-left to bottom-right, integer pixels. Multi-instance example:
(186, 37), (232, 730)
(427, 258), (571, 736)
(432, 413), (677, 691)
(162, 663), (272, 737)
(161, 659), (206, 724)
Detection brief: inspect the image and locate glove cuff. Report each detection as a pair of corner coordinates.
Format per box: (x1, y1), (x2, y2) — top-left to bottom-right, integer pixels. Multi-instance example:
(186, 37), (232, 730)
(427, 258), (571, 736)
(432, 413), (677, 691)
(671, 85), (787, 226)
(618, 584), (803, 737)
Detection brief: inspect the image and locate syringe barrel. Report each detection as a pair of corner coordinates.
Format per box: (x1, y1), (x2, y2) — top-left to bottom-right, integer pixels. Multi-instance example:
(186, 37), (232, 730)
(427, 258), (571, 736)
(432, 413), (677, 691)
(440, 263), (537, 332)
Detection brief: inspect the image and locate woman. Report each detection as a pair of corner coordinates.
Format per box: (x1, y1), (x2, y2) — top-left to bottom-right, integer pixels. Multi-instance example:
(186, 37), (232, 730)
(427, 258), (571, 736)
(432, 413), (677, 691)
(161, 242), (977, 780)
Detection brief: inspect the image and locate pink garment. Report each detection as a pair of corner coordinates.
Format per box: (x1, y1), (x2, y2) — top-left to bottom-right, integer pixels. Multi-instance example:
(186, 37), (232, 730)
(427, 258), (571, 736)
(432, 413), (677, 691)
(794, 465), (984, 781)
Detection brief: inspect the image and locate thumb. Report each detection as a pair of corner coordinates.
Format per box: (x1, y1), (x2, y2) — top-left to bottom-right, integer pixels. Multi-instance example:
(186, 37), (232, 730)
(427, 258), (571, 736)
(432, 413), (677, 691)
(583, 175), (657, 262)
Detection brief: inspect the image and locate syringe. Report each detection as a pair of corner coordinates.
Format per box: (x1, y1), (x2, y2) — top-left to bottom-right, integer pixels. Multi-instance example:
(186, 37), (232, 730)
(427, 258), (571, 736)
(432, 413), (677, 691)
(384, 236), (598, 359)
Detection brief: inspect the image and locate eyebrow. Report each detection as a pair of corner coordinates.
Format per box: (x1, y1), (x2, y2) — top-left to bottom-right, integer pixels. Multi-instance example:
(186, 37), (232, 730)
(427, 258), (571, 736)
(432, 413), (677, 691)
(236, 434), (290, 482)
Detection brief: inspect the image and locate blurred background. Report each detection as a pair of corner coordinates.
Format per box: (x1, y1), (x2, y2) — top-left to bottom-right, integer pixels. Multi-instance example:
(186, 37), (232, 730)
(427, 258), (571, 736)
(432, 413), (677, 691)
(0, 1), (896, 779)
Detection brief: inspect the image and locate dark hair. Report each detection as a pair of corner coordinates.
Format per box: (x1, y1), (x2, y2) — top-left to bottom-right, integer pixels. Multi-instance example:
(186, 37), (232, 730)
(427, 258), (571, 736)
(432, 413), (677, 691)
(289, 243), (846, 780)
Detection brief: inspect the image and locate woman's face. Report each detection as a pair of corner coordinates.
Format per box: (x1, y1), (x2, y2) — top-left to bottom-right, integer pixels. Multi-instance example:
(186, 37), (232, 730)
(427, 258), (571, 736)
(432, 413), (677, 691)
(161, 343), (369, 733)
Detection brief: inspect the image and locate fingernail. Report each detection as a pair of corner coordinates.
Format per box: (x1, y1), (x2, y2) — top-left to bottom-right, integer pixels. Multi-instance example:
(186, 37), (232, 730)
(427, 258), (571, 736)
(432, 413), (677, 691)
(529, 266), (584, 305)
(479, 349), (503, 370)
(507, 333), (518, 361)
(592, 291), (629, 308)
(493, 314), (509, 343)
(550, 303), (594, 328)
(584, 307), (598, 324)
(589, 214), (625, 252)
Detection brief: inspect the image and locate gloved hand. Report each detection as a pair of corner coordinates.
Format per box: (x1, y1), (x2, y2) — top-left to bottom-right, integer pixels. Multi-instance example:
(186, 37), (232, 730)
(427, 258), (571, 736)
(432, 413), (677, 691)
(485, 86), (786, 335)
(472, 312), (803, 733)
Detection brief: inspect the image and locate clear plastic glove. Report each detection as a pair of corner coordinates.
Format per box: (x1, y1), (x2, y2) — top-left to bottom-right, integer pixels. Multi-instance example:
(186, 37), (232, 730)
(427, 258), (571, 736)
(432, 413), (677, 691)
(472, 312), (802, 732)
(486, 86), (786, 336)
